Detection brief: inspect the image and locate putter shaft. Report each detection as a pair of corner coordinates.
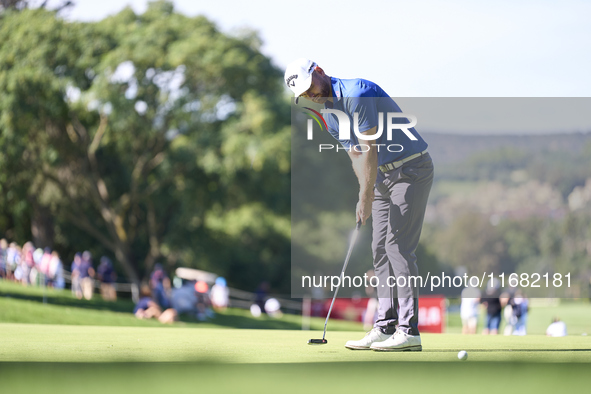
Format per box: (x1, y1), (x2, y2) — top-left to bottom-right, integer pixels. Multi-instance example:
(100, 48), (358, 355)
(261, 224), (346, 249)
(322, 221), (362, 340)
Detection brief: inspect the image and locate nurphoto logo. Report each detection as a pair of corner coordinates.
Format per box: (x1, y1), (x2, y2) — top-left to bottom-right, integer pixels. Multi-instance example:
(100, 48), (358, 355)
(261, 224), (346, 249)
(302, 108), (418, 153)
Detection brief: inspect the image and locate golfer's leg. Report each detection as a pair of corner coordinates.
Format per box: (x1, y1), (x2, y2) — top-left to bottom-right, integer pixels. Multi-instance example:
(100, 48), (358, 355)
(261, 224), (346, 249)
(385, 157), (434, 336)
(372, 195), (397, 334)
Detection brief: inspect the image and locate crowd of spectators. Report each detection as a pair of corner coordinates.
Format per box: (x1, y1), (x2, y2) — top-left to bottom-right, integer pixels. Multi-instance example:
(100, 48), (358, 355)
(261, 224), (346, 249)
(135, 265), (230, 323)
(0, 238), (118, 302)
(460, 278), (530, 336)
(0, 238), (65, 289)
(2, 239), (233, 324)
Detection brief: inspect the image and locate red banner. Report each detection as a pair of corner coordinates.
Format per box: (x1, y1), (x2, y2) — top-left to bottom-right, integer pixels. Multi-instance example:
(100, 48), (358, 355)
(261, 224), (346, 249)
(313, 296), (446, 333)
(417, 296), (446, 333)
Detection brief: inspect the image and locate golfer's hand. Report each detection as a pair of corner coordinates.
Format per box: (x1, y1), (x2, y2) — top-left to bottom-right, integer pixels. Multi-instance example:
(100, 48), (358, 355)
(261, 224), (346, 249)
(356, 190), (374, 225)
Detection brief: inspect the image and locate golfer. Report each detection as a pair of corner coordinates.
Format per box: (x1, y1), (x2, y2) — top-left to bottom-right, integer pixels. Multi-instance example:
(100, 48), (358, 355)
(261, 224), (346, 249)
(285, 59), (434, 351)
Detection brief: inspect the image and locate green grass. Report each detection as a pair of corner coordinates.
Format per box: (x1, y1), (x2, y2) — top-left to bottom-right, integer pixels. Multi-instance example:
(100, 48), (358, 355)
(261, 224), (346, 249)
(2, 361), (590, 394)
(4, 280), (590, 334)
(2, 280), (591, 393)
(1, 324), (590, 393)
(1, 323), (590, 364)
(0, 280), (363, 331)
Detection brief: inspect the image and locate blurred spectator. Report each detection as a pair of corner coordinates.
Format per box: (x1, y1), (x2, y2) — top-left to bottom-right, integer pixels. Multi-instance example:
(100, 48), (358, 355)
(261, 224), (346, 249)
(39, 247), (52, 284)
(21, 242), (36, 286)
(0, 239), (6, 276)
(546, 317), (567, 337)
(134, 284), (162, 318)
(505, 289), (529, 336)
(97, 256), (117, 301)
(6, 242), (21, 280)
(48, 251), (65, 289)
(71, 253), (83, 299)
(33, 247), (44, 265)
(461, 284), (481, 334)
(210, 277), (229, 311)
(511, 291), (529, 336)
(150, 263), (171, 309)
(481, 278), (503, 335)
(31, 247), (45, 284)
(12, 245), (24, 282)
(250, 303), (262, 317)
(194, 280), (213, 321)
(80, 251), (95, 300)
(264, 298), (282, 318)
(0, 239), (7, 278)
(134, 284), (178, 324)
(502, 287), (516, 335)
(171, 281), (198, 315)
(254, 281), (270, 313)
(29, 247), (44, 286)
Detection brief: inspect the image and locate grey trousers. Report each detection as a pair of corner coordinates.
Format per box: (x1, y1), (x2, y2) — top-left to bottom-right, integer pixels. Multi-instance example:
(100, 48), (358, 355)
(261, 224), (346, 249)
(372, 153), (434, 336)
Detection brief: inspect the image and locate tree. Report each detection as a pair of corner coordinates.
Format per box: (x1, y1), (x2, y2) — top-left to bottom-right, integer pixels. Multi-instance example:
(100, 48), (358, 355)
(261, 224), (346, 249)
(0, 2), (291, 290)
(0, 0), (28, 11)
(433, 211), (514, 276)
(0, 0), (73, 14)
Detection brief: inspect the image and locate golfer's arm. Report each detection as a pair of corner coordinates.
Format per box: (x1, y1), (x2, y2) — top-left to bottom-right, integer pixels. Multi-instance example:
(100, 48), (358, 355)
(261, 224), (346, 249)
(347, 126), (378, 198)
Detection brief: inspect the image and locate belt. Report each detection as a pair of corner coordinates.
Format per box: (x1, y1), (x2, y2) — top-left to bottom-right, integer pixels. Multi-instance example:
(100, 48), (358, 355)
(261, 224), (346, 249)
(378, 150), (428, 172)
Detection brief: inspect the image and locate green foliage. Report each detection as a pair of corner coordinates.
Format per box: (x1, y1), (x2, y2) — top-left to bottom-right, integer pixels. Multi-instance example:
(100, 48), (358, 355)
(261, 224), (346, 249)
(436, 143), (591, 199)
(436, 147), (528, 184)
(498, 217), (544, 264)
(421, 210), (591, 296)
(2, 3), (588, 296)
(432, 211), (514, 276)
(0, 2), (291, 291)
(525, 153), (591, 198)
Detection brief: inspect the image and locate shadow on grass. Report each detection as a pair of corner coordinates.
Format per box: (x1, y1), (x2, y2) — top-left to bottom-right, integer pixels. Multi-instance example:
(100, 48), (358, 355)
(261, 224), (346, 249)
(178, 310), (303, 330)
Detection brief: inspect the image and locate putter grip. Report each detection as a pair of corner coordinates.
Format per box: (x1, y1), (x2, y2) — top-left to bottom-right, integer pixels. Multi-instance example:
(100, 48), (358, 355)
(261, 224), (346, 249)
(356, 221), (362, 230)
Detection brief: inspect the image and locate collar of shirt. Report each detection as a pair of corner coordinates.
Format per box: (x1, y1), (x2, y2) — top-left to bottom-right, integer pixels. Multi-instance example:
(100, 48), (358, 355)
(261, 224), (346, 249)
(325, 77), (343, 109)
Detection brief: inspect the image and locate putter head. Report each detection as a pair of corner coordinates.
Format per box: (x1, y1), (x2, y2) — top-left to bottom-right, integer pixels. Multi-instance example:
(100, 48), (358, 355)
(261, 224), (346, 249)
(308, 338), (328, 345)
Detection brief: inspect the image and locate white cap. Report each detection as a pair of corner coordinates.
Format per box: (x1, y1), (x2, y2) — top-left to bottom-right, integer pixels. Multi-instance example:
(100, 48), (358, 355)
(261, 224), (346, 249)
(284, 58), (317, 102)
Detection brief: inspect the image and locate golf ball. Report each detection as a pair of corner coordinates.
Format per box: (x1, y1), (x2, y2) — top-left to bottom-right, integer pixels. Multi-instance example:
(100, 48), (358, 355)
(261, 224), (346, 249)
(458, 350), (468, 360)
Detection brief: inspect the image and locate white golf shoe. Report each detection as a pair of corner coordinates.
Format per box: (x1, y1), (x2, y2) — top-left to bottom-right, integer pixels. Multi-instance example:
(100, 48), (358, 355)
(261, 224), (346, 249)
(370, 330), (422, 352)
(345, 327), (391, 350)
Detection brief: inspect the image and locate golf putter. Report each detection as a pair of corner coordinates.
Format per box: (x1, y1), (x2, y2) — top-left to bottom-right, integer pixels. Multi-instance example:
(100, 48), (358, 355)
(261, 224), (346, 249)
(308, 220), (362, 345)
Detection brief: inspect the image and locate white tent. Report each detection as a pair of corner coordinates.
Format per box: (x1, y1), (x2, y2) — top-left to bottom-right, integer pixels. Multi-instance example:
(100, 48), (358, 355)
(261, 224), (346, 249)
(175, 267), (218, 284)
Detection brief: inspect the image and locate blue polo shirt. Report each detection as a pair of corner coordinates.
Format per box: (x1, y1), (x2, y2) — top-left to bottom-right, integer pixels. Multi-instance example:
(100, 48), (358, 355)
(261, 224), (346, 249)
(323, 77), (428, 173)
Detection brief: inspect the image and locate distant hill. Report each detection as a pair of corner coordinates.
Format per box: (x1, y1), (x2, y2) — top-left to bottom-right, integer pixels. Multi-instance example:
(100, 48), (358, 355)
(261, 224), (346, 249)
(423, 132), (591, 165)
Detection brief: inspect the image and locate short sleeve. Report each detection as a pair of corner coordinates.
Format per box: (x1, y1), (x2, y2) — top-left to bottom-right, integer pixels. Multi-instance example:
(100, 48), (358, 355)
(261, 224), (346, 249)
(347, 95), (379, 133)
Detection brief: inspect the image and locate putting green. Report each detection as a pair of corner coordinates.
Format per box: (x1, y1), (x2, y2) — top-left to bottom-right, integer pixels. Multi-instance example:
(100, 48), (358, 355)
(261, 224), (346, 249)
(2, 280), (591, 394)
(1, 323), (590, 364)
(1, 323), (590, 393)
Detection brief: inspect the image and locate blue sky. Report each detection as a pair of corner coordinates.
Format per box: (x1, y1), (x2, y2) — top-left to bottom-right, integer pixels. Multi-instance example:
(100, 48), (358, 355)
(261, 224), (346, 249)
(53, 0), (591, 133)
